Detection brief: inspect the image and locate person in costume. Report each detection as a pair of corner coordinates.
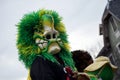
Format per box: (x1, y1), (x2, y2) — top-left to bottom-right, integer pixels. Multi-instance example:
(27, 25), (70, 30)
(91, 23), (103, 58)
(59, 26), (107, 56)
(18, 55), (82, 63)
(77, 56), (117, 80)
(17, 9), (76, 80)
(72, 50), (93, 72)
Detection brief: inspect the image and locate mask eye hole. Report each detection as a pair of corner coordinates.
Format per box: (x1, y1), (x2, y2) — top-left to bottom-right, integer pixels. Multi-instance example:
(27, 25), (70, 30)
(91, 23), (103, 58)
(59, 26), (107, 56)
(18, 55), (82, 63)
(53, 33), (56, 38)
(46, 34), (51, 40)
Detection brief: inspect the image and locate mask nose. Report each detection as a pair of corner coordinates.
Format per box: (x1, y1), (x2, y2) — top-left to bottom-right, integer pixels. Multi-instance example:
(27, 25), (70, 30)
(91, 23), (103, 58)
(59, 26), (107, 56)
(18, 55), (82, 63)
(44, 29), (59, 40)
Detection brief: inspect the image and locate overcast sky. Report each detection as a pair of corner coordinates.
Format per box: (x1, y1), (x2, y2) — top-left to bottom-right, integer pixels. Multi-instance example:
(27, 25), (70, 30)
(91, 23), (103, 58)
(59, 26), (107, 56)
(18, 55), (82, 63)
(0, 0), (107, 80)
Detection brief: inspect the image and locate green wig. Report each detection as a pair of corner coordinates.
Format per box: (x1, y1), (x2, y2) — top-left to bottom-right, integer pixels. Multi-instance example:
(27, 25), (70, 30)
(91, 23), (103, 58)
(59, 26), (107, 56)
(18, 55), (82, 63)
(17, 9), (75, 70)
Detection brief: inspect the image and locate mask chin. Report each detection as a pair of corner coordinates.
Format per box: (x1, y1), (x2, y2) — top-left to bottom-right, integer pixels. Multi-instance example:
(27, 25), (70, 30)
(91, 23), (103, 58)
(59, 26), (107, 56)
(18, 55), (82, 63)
(48, 42), (61, 54)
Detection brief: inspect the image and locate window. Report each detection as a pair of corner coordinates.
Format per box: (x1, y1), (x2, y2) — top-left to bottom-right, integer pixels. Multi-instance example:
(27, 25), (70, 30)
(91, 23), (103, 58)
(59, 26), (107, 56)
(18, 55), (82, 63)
(109, 53), (115, 65)
(109, 16), (120, 38)
(109, 17), (117, 32)
(116, 42), (120, 54)
(99, 24), (103, 35)
(118, 44), (120, 49)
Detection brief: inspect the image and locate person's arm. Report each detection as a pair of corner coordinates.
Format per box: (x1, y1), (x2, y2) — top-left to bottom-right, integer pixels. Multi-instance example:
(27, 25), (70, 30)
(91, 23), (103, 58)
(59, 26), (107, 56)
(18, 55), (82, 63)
(30, 57), (45, 80)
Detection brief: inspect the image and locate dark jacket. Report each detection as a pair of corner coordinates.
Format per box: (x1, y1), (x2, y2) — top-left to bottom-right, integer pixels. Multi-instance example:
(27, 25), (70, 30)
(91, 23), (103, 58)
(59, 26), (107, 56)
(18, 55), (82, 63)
(30, 56), (75, 80)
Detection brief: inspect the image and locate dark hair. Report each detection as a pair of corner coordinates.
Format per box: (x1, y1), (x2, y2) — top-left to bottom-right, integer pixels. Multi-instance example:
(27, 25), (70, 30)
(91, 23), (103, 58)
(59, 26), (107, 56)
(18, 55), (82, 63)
(72, 50), (93, 72)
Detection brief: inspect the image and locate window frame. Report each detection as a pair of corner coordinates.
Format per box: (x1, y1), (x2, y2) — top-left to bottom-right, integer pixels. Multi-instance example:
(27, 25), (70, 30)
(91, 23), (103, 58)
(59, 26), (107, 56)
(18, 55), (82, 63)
(109, 16), (120, 38)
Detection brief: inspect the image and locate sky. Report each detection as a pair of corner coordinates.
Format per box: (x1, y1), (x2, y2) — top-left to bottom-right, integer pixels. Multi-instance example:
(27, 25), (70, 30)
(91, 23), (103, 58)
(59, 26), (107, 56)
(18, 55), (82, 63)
(0, 0), (107, 80)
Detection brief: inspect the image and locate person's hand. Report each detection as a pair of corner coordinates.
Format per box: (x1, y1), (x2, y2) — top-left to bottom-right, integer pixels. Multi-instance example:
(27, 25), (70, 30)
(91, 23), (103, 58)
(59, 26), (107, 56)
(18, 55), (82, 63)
(72, 72), (90, 80)
(77, 72), (90, 80)
(72, 71), (78, 78)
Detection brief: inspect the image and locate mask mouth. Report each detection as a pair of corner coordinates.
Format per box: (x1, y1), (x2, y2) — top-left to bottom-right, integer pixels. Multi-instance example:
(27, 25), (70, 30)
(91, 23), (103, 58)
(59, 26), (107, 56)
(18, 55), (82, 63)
(48, 42), (61, 54)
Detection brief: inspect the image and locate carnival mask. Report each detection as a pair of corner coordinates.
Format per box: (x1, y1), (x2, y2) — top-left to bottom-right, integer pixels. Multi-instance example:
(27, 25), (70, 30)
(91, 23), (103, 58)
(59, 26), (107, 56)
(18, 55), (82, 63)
(34, 14), (62, 54)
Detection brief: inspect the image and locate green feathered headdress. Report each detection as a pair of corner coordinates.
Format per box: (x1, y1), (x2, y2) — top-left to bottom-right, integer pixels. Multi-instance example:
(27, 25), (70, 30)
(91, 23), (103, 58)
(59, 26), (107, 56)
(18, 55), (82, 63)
(17, 9), (75, 70)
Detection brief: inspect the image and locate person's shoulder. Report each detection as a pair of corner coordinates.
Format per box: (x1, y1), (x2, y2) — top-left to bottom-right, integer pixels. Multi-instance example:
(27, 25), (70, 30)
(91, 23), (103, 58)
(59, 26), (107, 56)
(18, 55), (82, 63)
(32, 56), (45, 64)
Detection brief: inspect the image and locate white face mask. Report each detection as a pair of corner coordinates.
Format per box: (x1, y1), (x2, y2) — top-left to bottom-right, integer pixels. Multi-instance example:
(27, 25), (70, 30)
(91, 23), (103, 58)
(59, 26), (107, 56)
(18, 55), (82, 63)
(35, 25), (62, 54)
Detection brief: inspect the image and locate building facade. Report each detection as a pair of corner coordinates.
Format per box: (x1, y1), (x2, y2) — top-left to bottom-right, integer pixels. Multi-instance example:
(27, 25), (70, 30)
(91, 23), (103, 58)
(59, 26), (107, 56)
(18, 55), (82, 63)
(97, 0), (120, 80)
